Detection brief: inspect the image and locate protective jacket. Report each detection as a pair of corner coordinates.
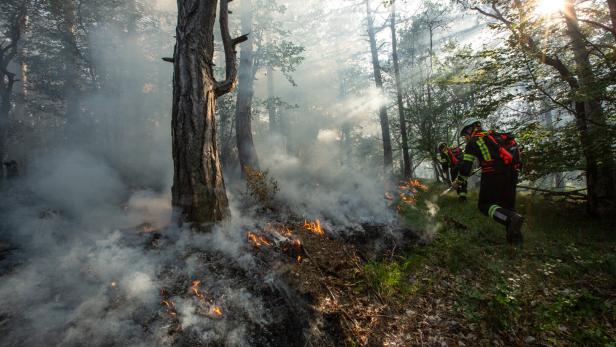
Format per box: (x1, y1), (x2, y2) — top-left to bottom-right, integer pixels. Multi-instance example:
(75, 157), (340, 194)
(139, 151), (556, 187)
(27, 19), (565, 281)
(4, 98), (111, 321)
(458, 131), (520, 177)
(438, 146), (461, 168)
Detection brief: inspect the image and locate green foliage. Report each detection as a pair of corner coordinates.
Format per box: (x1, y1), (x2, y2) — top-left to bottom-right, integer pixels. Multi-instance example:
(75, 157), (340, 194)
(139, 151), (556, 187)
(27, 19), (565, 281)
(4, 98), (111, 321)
(517, 122), (584, 181)
(361, 183), (616, 344)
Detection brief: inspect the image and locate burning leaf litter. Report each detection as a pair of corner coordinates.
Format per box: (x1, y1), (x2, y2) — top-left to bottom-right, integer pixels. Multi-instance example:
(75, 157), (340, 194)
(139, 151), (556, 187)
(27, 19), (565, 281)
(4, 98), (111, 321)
(247, 231), (271, 247)
(303, 219), (325, 236)
(190, 280), (205, 301)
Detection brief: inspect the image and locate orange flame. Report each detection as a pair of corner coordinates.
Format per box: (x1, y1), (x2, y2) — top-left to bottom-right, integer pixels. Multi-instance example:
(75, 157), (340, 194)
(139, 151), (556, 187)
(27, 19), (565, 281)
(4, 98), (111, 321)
(247, 232), (271, 247)
(303, 219), (324, 236)
(212, 306), (223, 317)
(191, 280), (205, 300)
(296, 255), (302, 263)
(161, 299), (177, 317)
(408, 179), (428, 191)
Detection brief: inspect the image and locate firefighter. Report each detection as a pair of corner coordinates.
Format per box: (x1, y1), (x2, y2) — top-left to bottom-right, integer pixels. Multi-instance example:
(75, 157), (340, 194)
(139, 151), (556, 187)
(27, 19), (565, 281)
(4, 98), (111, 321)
(437, 142), (467, 201)
(452, 118), (523, 246)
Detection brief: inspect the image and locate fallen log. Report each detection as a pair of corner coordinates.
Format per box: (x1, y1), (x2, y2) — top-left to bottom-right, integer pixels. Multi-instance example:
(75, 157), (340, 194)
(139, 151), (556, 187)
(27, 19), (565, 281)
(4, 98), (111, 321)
(517, 185), (587, 200)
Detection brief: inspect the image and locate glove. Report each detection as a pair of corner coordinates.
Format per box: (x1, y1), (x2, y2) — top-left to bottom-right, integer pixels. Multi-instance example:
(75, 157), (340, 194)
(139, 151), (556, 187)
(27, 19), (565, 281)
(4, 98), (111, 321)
(451, 180), (460, 190)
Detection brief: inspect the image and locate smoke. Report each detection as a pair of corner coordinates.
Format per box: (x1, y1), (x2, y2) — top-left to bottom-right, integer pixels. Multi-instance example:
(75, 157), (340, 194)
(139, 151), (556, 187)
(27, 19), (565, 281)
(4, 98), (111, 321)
(0, 0), (475, 345)
(0, 148), (293, 346)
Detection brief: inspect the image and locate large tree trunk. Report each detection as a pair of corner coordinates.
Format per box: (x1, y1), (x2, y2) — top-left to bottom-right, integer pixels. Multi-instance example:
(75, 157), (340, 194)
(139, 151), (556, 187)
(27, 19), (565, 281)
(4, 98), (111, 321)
(390, 2), (412, 178)
(171, 0), (235, 227)
(235, 0), (259, 174)
(0, 3), (26, 181)
(50, 0), (81, 143)
(267, 65), (276, 132)
(607, 0), (616, 36)
(564, 1), (616, 216)
(365, 0), (393, 174)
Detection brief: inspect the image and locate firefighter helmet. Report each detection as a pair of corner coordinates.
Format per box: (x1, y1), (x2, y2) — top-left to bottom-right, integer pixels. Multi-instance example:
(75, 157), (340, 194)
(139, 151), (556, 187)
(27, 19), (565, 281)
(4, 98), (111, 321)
(459, 118), (481, 136)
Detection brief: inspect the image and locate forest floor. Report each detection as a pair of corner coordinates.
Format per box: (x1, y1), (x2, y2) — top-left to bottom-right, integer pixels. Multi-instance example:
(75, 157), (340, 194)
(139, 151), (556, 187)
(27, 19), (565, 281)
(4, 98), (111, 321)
(1, 179), (615, 346)
(287, 181), (616, 346)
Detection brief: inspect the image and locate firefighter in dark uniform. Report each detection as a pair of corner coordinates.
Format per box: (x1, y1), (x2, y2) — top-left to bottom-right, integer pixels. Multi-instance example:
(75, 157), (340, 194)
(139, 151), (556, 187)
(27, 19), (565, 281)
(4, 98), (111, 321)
(438, 142), (467, 201)
(453, 118), (523, 246)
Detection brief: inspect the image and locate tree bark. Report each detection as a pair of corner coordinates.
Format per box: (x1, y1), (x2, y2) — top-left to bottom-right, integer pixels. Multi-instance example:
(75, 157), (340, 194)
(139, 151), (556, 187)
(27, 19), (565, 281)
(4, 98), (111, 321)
(390, 2), (412, 178)
(563, 0), (616, 216)
(0, 3), (27, 180)
(365, 0), (393, 174)
(50, 0), (81, 142)
(607, 0), (616, 36)
(171, 0), (244, 227)
(267, 65), (276, 132)
(235, 0), (259, 174)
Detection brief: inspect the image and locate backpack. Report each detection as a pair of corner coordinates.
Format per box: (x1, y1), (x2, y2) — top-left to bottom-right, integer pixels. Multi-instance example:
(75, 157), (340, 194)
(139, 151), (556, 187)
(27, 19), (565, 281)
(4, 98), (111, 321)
(486, 131), (522, 169)
(451, 146), (463, 161)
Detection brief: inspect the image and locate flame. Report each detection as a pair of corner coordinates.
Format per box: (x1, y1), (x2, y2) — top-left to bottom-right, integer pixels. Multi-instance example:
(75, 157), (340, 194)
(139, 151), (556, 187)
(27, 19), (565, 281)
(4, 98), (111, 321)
(408, 179), (428, 191)
(191, 280), (205, 300)
(212, 306), (223, 317)
(296, 255), (302, 263)
(161, 299), (177, 317)
(303, 219), (324, 236)
(247, 232), (271, 247)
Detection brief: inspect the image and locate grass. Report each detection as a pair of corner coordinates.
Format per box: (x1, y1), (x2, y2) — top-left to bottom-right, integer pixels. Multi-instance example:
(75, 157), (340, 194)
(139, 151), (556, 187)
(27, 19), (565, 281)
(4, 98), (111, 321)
(362, 182), (616, 345)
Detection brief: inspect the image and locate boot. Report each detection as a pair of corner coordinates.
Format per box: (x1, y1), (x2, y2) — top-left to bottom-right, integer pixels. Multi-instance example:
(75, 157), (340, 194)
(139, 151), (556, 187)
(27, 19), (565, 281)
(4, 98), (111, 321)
(506, 212), (524, 246)
(490, 206), (524, 246)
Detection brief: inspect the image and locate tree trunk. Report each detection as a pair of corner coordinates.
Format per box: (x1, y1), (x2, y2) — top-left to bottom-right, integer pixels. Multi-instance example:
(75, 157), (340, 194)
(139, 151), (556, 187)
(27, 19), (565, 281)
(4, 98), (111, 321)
(267, 65), (276, 132)
(365, 0), (393, 174)
(564, 1), (616, 216)
(0, 3), (26, 181)
(235, 0), (259, 174)
(390, 2), (412, 178)
(50, 0), (81, 142)
(171, 0), (232, 227)
(607, 0), (616, 36)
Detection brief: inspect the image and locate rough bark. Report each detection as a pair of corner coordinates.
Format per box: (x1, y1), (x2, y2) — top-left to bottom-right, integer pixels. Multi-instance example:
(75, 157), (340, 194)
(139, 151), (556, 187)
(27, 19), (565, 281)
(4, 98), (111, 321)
(235, 0), (259, 174)
(171, 0), (245, 227)
(563, 0), (616, 216)
(365, 0), (393, 173)
(390, 2), (412, 178)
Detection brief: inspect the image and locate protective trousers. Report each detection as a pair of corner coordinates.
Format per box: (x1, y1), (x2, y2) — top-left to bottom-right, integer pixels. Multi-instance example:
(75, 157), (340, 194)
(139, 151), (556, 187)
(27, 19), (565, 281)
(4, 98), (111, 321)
(450, 165), (468, 198)
(478, 169), (518, 226)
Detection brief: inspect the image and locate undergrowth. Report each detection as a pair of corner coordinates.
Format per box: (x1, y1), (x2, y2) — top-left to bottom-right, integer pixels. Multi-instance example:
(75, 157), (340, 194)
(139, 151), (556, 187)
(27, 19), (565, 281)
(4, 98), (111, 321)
(362, 182), (616, 345)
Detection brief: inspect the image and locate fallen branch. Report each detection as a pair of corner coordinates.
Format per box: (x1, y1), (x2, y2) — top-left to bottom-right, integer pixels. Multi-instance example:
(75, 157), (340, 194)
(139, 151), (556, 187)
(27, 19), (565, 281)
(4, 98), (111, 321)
(517, 185), (587, 200)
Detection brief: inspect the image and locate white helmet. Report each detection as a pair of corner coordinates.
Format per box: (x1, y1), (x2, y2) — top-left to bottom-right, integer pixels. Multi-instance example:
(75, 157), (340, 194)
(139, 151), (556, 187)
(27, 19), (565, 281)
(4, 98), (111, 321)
(459, 118), (481, 136)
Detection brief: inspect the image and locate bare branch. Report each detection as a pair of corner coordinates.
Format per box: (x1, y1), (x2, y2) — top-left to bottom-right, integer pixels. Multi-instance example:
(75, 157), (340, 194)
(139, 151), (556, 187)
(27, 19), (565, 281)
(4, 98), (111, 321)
(214, 0), (248, 97)
(578, 18), (616, 37)
(162, 57), (174, 63)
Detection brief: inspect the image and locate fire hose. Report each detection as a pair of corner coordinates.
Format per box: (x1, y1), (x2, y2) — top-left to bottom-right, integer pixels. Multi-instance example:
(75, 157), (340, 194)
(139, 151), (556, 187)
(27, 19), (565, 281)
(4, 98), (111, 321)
(440, 168), (480, 196)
